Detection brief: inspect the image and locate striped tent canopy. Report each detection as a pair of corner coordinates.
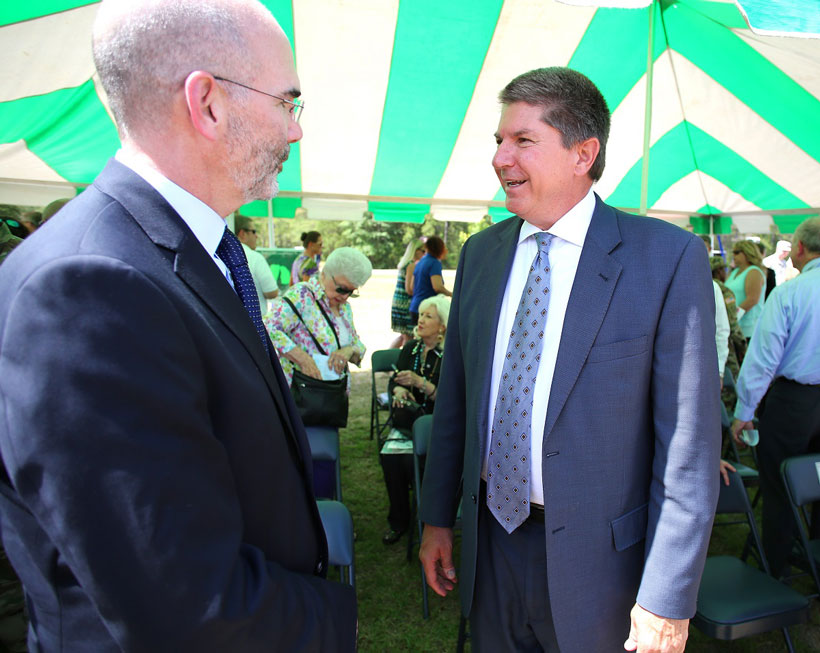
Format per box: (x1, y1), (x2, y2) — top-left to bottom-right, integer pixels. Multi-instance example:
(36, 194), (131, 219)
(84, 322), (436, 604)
(2, 0), (819, 233)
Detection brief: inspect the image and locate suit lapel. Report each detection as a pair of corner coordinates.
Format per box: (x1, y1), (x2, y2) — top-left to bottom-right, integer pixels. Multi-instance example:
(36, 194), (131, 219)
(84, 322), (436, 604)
(94, 161), (306, 462)
(474, 218), (523, 449)
(543, 196), (622, 440)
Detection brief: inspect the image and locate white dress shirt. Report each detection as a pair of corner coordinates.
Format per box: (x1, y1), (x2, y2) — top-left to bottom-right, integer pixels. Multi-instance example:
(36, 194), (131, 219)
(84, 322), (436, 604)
(483, 188), (595, 507)
(115, 150), (231, 285)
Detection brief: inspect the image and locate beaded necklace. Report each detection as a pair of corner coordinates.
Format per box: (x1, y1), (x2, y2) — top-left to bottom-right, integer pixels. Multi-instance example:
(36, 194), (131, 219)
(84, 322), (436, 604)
(411, 339), (442, 409)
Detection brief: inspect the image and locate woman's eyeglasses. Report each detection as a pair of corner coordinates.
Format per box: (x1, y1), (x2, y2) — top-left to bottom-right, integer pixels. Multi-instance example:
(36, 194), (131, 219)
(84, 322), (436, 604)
(331, 274), (359, 298)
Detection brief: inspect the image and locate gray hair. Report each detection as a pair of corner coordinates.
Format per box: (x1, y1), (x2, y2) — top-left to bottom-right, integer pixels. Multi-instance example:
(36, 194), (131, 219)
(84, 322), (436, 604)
(92, 0), (268, 137)
(500, 67), (610, 181)
(417, 295), (450, 329)
(323, 247), (373, 288)
(794, 217), (820, 254)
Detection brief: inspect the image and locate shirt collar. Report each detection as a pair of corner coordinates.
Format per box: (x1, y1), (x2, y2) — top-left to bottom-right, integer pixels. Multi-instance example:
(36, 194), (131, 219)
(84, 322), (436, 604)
(518, 187), (595, 247)
(115, 149), (226, 257)
(803, 257), (820, 274)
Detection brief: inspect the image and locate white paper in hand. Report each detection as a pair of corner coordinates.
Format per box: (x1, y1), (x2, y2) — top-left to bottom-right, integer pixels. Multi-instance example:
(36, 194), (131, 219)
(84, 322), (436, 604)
(312, 353), (342, 381)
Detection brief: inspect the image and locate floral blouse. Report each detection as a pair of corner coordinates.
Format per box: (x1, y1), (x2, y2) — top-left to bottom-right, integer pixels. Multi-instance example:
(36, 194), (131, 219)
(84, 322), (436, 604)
(265, 275), (365, 387)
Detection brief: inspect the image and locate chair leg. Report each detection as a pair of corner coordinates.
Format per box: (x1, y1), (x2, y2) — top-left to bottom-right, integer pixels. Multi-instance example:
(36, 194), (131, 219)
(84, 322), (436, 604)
(782, 626), (796, 653)
(456, 614), (469, 652)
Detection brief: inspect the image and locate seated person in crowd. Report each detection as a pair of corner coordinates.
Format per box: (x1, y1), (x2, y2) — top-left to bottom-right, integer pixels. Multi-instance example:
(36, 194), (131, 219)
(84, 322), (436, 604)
(380, 295), (450, 545)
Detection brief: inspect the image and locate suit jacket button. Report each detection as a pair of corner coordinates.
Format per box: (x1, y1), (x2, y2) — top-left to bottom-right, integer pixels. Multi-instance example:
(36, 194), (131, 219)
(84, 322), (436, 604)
(316, 561), (323, 574)
(471, 494), (477, 503)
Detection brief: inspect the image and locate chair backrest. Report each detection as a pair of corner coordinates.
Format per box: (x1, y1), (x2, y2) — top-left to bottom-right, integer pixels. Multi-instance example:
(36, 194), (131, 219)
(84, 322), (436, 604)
(371, 348), (401, 373)
(412, 414), (434, 458)
(304, 426), (340, 461)
(782, 454), (820, 507)
(316, 500), (354, 585)
(716, 467), (754, 515)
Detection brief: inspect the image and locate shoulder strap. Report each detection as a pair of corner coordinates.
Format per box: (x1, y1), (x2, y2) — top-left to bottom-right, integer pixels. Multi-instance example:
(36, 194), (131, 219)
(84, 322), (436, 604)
(283, 296), (327, 356)
(308, 289), (342, 350)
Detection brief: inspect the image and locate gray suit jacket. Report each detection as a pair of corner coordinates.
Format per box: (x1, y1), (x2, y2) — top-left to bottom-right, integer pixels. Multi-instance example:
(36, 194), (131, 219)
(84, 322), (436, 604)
(420, 195), (720, 652)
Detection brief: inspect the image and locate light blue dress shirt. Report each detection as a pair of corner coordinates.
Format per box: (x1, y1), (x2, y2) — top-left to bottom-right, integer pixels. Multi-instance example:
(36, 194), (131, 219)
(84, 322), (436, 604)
(734, 257), (820, 421)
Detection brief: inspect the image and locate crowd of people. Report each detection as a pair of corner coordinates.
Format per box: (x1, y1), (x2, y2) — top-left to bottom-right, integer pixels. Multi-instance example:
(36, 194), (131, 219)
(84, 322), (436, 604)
(0, 0), (817, 650)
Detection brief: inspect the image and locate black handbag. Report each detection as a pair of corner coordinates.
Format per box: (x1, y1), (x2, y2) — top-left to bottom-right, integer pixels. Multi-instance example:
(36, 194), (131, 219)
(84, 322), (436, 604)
(283, 295), (349, 428)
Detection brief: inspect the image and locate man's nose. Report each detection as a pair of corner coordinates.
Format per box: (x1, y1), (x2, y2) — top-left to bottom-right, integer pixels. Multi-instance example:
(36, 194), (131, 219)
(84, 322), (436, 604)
(288, 119), (303, 144)
(492, 144), (512, 169)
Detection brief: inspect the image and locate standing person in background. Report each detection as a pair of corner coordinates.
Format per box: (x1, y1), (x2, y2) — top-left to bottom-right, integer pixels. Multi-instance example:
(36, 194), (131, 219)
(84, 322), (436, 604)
(390, 238), (425, 348)
(762, 239), (795, 289)
(0, 0), (357, 648)
(409, 235), (451, 325)
(235, 214), (278, 315)
(291, 230), (322, 284)
(725, 240), (766, 342)
(731, 218), (820, 579)
(757, 242), (777, 299)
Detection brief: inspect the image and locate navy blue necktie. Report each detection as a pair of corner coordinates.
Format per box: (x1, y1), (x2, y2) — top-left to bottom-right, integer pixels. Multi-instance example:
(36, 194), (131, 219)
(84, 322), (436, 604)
(216, 227), (270, 355)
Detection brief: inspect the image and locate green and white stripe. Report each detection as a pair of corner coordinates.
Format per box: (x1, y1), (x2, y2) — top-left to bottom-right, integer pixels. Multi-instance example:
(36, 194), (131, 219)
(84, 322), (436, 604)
(1, 0), (819, 232)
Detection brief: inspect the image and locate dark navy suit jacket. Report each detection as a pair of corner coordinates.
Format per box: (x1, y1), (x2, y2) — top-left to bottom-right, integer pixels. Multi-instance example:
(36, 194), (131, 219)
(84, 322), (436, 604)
(420, 195), (720, 652)
(0, 160), (356, 651)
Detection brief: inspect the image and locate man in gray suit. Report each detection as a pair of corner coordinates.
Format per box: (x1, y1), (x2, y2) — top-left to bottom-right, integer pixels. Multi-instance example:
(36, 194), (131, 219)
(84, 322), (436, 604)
(419, 68), (719, 652)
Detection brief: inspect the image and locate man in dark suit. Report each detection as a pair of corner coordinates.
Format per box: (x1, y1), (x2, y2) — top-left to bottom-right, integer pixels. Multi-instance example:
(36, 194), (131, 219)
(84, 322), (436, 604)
(419, 68), (720, 652)
(0, 0), (356, 650)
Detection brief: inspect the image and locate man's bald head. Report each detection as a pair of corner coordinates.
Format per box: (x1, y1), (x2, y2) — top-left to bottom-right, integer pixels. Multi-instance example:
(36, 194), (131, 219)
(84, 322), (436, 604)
(93, 0), (283, 138)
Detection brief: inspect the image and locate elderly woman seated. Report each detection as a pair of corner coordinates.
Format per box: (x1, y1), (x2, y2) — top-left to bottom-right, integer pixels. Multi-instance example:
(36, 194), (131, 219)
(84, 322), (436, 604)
(380, 295), (450, 545)
(266, 246), (372, 388)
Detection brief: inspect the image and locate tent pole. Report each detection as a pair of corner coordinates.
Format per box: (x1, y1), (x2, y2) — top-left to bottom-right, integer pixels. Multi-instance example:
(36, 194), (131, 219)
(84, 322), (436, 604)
(639, 1), (656, 216)
(268, 200), (274, 248)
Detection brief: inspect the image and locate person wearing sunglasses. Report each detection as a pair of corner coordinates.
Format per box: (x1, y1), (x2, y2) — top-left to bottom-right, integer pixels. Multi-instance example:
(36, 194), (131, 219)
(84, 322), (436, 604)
(0, 218), (24, 266)
(267, 246), (372, 383)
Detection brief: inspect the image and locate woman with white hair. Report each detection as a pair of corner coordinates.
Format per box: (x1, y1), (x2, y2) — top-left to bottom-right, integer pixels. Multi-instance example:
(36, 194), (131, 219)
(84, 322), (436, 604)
(380, 294), (450, 545)
(266, 247), (372, 384)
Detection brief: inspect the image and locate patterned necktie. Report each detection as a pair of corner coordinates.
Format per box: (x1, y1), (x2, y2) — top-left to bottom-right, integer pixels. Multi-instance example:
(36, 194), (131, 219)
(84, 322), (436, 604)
(487, 232), (554, 533)
(216, 227), (270, 356)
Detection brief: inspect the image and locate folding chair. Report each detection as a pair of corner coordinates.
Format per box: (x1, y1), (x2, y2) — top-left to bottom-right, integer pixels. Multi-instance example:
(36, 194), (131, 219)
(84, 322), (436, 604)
(409, 414), (433, 618)
(316, 500), (355, 588)
(305, 426), (342, 501)
(370, 349), (400, 443)
(692, 469), (809, 652)
(781, 454), (820, 596)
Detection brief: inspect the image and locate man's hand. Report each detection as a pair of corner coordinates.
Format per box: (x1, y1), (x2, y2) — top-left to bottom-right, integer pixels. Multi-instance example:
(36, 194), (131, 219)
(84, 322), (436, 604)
(730, 418), (754, 447)
(419, 525), (457, 597)
(624, 603), (688, 653)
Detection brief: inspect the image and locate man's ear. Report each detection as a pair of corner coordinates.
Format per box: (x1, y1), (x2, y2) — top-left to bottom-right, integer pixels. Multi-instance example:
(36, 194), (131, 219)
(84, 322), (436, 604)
(574, 137), (600, 177)
(183, 71), (222, 141)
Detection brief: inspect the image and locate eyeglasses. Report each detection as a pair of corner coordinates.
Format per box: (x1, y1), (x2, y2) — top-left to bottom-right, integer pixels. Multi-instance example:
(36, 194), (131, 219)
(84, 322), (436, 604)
(213, 76), (304, 122)
(2, 218), (21, 228)
(331, 274), (359, 298)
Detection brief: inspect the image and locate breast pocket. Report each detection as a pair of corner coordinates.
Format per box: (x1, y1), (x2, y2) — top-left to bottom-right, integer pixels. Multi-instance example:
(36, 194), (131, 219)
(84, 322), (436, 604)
(587, 335), (648, 364)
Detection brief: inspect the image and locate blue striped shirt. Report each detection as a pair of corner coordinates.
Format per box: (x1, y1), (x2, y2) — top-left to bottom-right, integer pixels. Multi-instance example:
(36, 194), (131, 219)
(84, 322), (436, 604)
(734, 257), (820, 421)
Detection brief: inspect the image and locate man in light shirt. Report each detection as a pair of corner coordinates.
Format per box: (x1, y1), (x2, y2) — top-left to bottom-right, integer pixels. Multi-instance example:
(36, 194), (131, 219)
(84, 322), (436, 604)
(0, 0), (355, 649)
(419, 67), (719, 653)
(762, 239), (795, 287)
(235, 214), (279, 314)
(731, 218), (820, 579)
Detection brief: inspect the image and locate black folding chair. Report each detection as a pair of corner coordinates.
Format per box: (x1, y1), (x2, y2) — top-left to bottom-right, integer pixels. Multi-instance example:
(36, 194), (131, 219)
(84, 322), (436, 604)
(370, 349), (400, 443)
(692, 469), (809, 652)
(781, 453), (820, 596)
(317, 500), (355, 588)
(409, 414), (433, 617)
